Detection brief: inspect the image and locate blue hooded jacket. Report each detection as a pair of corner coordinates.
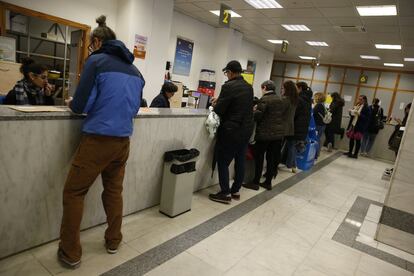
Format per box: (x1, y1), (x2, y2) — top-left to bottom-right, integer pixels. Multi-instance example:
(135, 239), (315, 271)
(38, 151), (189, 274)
(70, 40), (145, 137)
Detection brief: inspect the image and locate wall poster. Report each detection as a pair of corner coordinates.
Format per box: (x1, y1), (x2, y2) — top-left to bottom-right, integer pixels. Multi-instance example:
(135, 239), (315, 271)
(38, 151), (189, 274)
(173, 37), (194, 76)
(133, 34), (147, 59)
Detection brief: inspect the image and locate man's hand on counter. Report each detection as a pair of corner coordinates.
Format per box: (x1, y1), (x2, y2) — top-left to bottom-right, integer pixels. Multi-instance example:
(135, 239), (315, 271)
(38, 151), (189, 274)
(65, 97), (73, 108)
(211, 97), (218, 107)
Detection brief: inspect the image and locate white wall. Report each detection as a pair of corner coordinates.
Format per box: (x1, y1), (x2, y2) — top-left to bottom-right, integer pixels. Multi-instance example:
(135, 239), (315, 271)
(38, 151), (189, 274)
(168, 11), (216, 92)
(168, 12), (274, 98)
(3, 0), (118, 30)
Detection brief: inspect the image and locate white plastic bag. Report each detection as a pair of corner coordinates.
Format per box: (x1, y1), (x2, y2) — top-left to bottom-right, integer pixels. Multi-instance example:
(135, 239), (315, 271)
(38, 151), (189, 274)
(205, 106), (220, 138)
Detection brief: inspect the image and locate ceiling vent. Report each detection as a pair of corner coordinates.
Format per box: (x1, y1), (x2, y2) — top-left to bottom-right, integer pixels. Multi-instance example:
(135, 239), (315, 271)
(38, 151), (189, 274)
(335, 26), (366, 33)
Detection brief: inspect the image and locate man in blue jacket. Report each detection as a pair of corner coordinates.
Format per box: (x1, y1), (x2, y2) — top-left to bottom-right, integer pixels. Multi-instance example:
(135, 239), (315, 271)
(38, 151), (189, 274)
(58, 16), (145, 269)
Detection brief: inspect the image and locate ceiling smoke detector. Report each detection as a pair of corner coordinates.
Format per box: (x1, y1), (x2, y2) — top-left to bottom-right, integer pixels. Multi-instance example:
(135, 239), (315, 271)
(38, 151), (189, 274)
(335, 26), (367, 33)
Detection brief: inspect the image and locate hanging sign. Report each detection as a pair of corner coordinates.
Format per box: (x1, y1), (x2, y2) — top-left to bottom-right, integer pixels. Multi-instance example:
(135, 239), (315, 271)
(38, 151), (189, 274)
(133, 34), (147, 59)
(359, 75), (368, 84)
(219, 4), (232, 27)
(281, 40), (288, 54)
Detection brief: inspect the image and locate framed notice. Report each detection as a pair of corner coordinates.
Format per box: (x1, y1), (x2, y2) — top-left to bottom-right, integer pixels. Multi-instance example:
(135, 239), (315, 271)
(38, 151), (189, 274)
(173, 37), (194, 76)
(133, 34), (147, 59)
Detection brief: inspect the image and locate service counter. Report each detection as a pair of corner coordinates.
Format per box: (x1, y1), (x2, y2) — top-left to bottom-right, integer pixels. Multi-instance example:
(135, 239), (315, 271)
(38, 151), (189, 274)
(336, 116), (397, 163)
(0, 106), (217, 259)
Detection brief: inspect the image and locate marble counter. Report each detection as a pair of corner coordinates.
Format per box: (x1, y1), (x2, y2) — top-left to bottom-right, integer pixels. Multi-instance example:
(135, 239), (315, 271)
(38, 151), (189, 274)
(0, 106), (216, 259)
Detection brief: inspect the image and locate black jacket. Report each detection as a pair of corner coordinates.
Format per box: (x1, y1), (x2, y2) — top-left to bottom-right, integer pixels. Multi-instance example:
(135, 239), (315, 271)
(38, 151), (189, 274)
(313, 103), (326, 126)
(290, 94), (311, 140)
(347, 104), (371, 133)
(215, 76), (254, 144)
(254, 91), (291, 141)
(326, 99), (345, 133)
(367, 105), (384, 134)
(150, 93), (170, 108)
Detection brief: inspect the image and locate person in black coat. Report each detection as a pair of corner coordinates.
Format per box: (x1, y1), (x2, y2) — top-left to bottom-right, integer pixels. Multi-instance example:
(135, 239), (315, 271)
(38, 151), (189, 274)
(209, 60), (254, 204)
(324, 92), (344, 151)
(360, 98), (384, 156)
(284, 84), (311, 172)
(150, 82), (178, 108)
(346, 95), (371, 158)
(313, 92), (327, 159)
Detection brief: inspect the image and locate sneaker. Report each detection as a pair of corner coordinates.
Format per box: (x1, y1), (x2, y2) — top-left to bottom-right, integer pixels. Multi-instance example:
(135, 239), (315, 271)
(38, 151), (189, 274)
(105, 244), (118, 254)
(231, 193), (240, 201)
(57, 248), (81, 269)
(327, 143), (333, 153)
(242, 182), (260, 191)
(209, 192), (231, 204)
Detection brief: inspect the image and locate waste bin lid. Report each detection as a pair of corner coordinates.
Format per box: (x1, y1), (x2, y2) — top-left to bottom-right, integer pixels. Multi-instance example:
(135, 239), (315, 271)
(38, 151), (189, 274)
(164, 148), (200, 162)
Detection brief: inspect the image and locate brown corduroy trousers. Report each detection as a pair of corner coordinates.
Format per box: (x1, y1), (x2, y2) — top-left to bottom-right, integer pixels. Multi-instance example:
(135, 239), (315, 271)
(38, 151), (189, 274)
(59, 134), (130, 262)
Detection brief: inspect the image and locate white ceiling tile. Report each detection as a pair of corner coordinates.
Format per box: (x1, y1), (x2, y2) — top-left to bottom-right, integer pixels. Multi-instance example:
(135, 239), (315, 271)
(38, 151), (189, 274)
(364, 25), (400, 33)
(353, 0), (397, 5)
(286, 8), (323, 17)
(327, 17), (363, 26)
(311, 0), (353, 8)
(220, 0), (253, 9)
(277, 0), (314, 8)
(234, 9), (265, 18)
(192, 1), (221, 10)
(259, 9), (291, 18)
(361, 17), (399, 26)
(174, 3), (204, 12)
(247, 17), (277, 25)
(398, 0), (414, 17)
(319, 7), (359, 17)
(399, 17), (414, 25)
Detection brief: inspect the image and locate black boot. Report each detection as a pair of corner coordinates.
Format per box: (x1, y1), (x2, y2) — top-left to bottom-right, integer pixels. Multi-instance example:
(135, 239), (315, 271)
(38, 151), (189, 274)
(242, 182), (260, 191)
(259, 179), (272, 190)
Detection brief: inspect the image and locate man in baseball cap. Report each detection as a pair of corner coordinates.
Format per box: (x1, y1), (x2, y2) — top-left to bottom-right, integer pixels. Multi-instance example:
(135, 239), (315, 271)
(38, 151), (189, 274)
(209, 60), (254, 204)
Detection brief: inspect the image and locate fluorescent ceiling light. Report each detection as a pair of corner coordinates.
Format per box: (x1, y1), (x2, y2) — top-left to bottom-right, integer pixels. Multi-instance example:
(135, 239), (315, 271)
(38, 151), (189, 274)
(306, 41), (329, 47)
(299, 56), (316, 60)
(267, 39), (287, 44)
(404, 58), (414, 62)
(375, 44), (401, 50)
(210, 10), (242, 17)
(384, 63), (404, 67)
(360, 55), (381, 60)
(357, 5), (397, 16)
(282, 24), (311, 31)
(244, 0), (283, 9)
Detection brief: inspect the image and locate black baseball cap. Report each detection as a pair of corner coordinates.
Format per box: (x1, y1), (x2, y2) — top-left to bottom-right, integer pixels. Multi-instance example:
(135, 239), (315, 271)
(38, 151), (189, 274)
(222, 60), (242, 73)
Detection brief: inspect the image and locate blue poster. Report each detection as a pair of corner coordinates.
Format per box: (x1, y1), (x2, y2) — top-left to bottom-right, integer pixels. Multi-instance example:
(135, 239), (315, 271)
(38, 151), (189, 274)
(173, 37), (194, 76)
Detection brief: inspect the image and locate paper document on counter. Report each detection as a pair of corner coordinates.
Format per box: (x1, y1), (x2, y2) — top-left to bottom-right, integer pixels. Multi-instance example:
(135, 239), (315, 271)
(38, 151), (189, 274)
(8, 106), (68, 113)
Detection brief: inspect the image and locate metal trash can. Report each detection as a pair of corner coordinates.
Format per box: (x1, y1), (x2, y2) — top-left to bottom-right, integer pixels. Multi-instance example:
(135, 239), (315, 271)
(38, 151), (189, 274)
(159, 148), (200, 217)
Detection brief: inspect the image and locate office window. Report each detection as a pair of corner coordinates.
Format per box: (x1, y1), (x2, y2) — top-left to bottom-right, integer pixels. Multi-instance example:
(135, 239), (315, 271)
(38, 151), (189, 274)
(285, 63), (299, 78)
(272, 61), (285, 76)
(314, 66), (328, 81)
(329, 67), (344, 82)
(379, 72), (397, 89)
(344, 69), (360, 84)
(362, 70), (379, 87)
(399, 74), (414, 91)
(300, 64), (313, 79)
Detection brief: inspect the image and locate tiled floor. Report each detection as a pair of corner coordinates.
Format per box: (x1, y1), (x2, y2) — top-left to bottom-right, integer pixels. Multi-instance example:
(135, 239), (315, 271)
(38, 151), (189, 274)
(1, 150), (412, 276)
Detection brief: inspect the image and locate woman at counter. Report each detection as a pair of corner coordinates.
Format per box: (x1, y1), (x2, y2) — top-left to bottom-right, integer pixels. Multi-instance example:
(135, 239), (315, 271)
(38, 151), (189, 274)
(150, 81), (178, 108)
(4, 57), (55, 105)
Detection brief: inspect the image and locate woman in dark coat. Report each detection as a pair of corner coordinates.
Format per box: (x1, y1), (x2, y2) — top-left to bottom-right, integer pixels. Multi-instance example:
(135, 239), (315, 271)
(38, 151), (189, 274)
(243, 80), (296, 191)
(285, 86), (311, 172)
(346, 95), (371, 158)
(324, 92), (344, 151)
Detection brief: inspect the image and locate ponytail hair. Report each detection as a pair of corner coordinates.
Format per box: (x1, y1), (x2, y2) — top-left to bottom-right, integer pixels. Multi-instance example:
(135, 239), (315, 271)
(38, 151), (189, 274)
(20, 57), (47, 80)
(91, 15), (116, 42)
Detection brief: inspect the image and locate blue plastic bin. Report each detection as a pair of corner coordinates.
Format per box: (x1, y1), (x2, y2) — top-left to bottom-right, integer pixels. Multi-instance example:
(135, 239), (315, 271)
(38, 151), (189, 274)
(296, 110), (318, 171)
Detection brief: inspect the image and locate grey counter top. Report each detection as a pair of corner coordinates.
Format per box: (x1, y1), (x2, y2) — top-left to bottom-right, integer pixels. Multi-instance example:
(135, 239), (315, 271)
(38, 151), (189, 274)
(0, 106), (208, 121)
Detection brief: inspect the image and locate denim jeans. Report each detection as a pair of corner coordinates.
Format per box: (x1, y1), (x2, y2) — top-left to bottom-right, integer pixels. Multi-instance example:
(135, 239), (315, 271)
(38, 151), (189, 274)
(315, 125), (326, 158)
(361, 132), (377, 154)
(286, 139), (297, 169)
(216, 140), (248, 195)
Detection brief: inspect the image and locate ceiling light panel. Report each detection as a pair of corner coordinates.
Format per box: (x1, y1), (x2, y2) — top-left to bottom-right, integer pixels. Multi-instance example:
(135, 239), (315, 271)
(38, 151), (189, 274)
(384, 63), (404, 67)
(210, 10), (242, 17)
(360, 55), (381, 60)
(306, 41), (329, 46)
(245, 0), (283, 9)
(375, 44), (401, 50)
(299, 56), (316, 60)
(404, 58), (414, 62)
(282, 25), (311, 31)
(356, 5), (397, 16)
(268, 40), (287, 44)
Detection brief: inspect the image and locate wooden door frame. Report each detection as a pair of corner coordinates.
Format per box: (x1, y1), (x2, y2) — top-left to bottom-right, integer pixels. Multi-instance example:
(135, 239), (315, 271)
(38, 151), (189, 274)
(0, 1), (91, 74)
